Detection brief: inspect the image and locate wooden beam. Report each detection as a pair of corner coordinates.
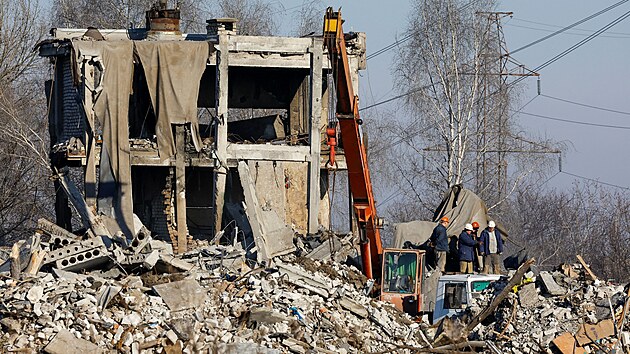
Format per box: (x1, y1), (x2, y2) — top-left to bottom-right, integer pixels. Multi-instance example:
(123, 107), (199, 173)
(174, 125), (188, 254)
(307, 38), (323, 234)
(576, 254), (598, 281)
(213, 32), (229, 236)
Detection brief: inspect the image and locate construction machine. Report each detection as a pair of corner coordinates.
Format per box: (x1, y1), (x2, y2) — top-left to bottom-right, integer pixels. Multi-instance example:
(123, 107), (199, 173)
(323, 8), (500, 320)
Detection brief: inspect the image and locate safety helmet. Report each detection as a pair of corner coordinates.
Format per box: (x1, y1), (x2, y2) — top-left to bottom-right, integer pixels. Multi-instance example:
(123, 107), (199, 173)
(440, 216), (449, 223)
(464, 223), (473, 231)
(471, 222), (480, 229)
(488, 220), (496, 228)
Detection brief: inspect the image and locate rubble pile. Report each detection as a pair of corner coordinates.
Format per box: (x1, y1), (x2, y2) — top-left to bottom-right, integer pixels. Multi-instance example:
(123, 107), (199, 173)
(465, 262), (630, 353)
(0, 224), (428, 354)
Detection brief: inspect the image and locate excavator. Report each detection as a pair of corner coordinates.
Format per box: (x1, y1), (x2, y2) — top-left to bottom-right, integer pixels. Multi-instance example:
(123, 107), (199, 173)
(323, 8), (503, 320)
(322, 8), (429, 315)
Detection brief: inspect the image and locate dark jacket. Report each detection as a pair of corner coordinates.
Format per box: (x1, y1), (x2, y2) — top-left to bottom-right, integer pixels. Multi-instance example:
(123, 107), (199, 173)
(458, 231), (476, 262)
(480, 228), (504, 255)
(430, 224), (449, 252)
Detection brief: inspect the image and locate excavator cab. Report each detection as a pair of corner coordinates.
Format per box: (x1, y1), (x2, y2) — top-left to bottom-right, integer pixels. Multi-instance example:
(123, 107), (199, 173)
(380, 249), (425, 316)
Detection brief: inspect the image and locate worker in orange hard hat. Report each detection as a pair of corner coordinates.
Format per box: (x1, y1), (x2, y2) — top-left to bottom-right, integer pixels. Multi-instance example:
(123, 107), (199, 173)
(471, 221), (483, 272)
(430, 216), (450, 272)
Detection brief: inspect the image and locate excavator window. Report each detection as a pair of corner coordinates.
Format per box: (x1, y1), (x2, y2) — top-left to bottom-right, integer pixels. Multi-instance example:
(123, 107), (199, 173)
(383, 252), (417, 294)
(444, 283), (467, 309)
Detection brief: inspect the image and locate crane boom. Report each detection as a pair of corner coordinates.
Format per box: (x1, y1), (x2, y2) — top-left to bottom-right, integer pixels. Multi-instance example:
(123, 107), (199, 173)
(323, 8), (383, 279)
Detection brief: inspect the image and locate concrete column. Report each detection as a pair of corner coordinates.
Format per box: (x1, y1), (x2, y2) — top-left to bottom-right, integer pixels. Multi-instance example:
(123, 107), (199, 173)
(213, 33), (229, 235)
(307, 38), (323, 234)
(175, 124), (188, 253)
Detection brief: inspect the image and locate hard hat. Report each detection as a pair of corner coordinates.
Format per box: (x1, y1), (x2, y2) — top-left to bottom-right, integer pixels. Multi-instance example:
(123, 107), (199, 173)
(440, 216), (449, 223)
(471, 222), (480, 229)
(464, 223), (473, 231)
(488, 220), (496, 228)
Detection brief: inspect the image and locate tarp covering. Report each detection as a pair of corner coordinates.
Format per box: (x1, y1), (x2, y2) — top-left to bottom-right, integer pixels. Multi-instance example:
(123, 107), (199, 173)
(393, 185), (507, 248)
(73, 39), (134, 236)
(135, 41), (210, 159)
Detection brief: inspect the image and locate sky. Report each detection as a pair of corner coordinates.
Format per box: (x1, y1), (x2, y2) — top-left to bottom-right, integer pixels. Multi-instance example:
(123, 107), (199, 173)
(277, 0), (630, 193)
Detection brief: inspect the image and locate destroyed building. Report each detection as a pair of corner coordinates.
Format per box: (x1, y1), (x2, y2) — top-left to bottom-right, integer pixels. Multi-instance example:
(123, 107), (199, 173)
(38, 3), (366, 258)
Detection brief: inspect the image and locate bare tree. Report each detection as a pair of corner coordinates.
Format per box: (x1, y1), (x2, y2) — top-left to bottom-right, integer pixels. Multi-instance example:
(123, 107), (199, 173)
(216, 0), (278, 36)
(0, 0), (53, 244)
(52, 0), (207, 31)
(293, 0), (324, 37)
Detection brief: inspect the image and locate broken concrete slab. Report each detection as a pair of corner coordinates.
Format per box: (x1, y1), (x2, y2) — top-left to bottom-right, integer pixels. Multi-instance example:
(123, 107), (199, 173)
(158, 254), (195, 272)
(276, 262), (330, 297)
(249, 308), (288, 325)
(539, 272), (566, 296)
(238, 161), (295, 263)
(338, 297), (368, 319)
(44, 329), (103, 354)
(152, 279), (207, 311)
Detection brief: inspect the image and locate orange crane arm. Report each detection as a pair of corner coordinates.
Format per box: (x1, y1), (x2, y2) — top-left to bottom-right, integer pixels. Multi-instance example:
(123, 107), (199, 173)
(323, 8), (383, 279)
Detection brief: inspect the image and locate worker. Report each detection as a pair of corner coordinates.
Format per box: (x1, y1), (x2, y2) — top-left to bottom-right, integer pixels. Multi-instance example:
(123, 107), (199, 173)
(430, 216), (449, 272)
(480, 220), (504, 274)
(458, 223), (477, 274)
(471, 221), (483, 272)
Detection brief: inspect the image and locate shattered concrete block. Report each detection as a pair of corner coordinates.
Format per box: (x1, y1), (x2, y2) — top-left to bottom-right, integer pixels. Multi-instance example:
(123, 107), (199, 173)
(539, 272), (566, 296)
(142, 250), (160, 269)
(338, 297), (368, 319)
(248, 308), (288, 325)
(158, 254), (195, 272)
(518, 283), (538, 308)
(277, 262), (330, 297)
(44, 329), (103, 354)
(54, 246), (109, 272)
(152, 279), (207, 311)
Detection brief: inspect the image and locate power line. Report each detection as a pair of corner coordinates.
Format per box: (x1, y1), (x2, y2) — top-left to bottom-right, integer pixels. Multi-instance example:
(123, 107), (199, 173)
(516, 110), (630, 130)
(510, 0), (629, 55)
(358, 84), (432, 112)
(511, 8), (630, 87)
(541, 94), (630, 116)
(365, 0), (477, 61)
(507, 23), (630, 39)
(512, 17), (630, 37)
(561, 171), (630, 190)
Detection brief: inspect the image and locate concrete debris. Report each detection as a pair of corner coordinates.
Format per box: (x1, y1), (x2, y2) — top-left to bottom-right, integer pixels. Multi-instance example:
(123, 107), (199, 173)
(463, 261), (630, 353)
(3, 214), (630, 353)
(0, 231), (428, 353)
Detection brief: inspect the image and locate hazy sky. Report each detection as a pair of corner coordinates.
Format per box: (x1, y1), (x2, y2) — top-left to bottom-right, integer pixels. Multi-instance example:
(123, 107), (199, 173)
(279, 0), (630, 192)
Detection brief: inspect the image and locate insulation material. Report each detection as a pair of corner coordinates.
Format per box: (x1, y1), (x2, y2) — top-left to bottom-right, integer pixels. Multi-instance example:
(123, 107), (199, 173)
(134, 41), (210, 159)
(72, 40), (135, 237)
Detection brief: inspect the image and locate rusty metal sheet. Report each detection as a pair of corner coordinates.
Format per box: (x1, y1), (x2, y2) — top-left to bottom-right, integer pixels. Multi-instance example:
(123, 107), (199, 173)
(574, 319), (615, 346)
(551, 332), (585, 354)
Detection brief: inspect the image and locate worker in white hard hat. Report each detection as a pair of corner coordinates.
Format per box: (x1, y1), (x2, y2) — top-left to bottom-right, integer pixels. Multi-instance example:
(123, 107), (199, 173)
(480, 220), (504, 274)
(458, 223), (477, 274)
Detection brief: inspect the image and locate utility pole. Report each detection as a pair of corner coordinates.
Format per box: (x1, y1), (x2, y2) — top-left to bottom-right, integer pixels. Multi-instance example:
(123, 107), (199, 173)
(476, 12), (540, 204)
